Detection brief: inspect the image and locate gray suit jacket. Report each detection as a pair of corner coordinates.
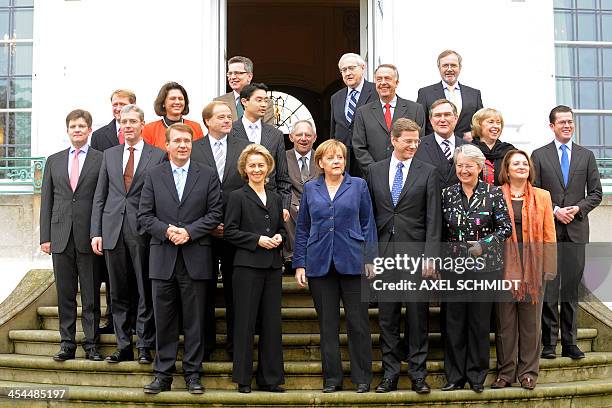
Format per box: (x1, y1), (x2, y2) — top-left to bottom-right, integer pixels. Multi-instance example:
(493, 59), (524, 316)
(352, 96), (425, 175)
(285, 148), (317, 255)
(40, 147), (102, 253)
(531, 141), (602, 243)
(215, 91), (275, 125)
(90, 141), (166, 249)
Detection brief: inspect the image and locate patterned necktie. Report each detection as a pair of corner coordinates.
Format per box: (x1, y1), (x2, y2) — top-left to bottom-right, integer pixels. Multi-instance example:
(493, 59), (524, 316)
(300, 155), (309, 182)
(391, 162), (404, 206)
(174, 167), (186, 201)
(249, 123), (258, 143)
(346, 89), (358, 123)
(560, 144), (570, 187)
(69, 148), (80, 192)
(441, 139), (452, 161)
(213, 140), (225, 182)
(124, 146), (134, 192)
(384, 103), (392, 131)
(236, 97), (244, 118)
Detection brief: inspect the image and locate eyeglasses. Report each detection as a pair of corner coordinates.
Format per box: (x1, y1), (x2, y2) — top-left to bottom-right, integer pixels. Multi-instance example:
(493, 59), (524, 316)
(226, 71), (248, 77)
(396, 139), (419, 147)
(440, 64), (460, 70)
(339, 65), (359, 74)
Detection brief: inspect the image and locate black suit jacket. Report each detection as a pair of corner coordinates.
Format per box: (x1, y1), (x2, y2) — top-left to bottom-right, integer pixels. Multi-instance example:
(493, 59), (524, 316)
(416, 81), (483, 136)
(330, 80), (376, 146)
(367, 157), (441, 259)
(40, 147), (102, 253)
(230, 120), (292, 209)
(352, 96), (426, 175)
(91, 119), (119, 152)
(531, 141), (602, 243)
(414, 133), (466, 188)
(224, 185), (286, 269)
(138, 160), (223, 280)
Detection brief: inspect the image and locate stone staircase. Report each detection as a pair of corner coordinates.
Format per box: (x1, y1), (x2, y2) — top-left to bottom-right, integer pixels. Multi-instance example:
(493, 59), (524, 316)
(0, 270), (611, 407)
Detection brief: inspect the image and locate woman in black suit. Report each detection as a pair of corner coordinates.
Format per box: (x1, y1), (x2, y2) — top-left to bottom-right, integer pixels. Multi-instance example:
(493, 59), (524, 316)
(471, 108), (515, 185)
(224, 144), (286, 394)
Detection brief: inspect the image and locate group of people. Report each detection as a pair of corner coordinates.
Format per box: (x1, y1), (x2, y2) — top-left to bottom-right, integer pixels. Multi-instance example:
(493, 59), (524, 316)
(39, 50), (602, 396)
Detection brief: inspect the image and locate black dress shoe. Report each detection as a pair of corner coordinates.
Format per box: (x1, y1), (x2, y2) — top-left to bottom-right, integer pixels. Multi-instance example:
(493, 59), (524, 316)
(85, 347), (104, 361)
(238, 384), (251, 393)
(186, 377), (205, 394)
(105, 348), (134, 363)
(137, 348), (153, 364)
(375, 378), (398, 393)
(540, 345), (556, 359)
(562, 345), (585, 359)
(53, 347), (75, 361)
(471, 383), (484, 393)
(98, 322), (114, 335)
(411, 378), (431, 394)
(322, 385), (342, 393)
(143, 377), (171, 394)
(259, 384), (286, 393)
(355, 383), (370, 393)
(441, 382), (465, 391)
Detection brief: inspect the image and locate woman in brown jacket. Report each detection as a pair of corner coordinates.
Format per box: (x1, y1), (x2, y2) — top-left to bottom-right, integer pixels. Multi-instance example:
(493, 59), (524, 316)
(492, 149), (557, 390)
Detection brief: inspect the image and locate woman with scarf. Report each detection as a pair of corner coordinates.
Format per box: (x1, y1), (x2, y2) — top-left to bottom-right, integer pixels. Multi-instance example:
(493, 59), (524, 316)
(471, 108), (515, 185)
(492, 149), (556, 390)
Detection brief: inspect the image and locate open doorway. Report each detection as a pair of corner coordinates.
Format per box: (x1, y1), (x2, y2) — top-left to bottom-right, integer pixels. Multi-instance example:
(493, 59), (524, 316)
(226, 0), (362, 142)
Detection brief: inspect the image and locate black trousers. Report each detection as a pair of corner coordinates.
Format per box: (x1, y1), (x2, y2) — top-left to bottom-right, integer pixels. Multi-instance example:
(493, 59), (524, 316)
(232, 266), (284, 386)
(542, 230), (585, 346)
(52, 232), (100, 351)
(95, 256), (112, 322)
(152, 249), (207, 381)
(105, 220), (154, 350)
(309, 268), (372, 386)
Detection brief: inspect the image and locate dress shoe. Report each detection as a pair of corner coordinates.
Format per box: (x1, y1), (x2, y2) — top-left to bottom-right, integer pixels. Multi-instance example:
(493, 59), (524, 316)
(137, 348), (153, 364)
(540, 345), (556, 359)
(355, 383), (370, 393)
(238, 384), (251, 393)
(186, 377), (205, 394)
(259, 384), (286, 393)
(411, 378), (431, 394)
(322, 385), (342, 393)
(105, 348), (134, 363)
(375, 377), (398, 393)
(491, 377), (511, 389)
(143, 377), (171, 394)
(441, 382), (465, 391)
(471, 383), (484, 393)
(562, 345), (585, 360)
(53, 347), (75, 361)
(520, 377), (536, 390)
(85, 347), (104, 361)
(98, 321), (114, 335)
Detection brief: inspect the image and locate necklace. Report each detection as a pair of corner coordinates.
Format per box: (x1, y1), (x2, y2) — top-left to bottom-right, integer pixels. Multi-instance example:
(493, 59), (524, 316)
(162, 116), (184, 128)
(510, 191), (526, 199)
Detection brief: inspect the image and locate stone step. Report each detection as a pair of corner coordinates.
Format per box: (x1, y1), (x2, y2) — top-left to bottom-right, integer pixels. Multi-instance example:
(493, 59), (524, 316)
(0, 353), (609, 391)
(8, 329), (597, 362)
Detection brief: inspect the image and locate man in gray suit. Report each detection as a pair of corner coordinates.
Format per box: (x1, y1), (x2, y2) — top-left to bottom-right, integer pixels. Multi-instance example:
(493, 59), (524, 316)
(532, 105), (602, 360)
(40, 109), (103, 361)
(352, 64), (425, 175)
(215, 56), (275, 125)
(91, 104), (166, 364)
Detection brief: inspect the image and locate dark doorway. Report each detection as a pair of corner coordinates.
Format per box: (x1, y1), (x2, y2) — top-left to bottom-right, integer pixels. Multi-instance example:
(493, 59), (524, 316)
(226, 0), (361, 142)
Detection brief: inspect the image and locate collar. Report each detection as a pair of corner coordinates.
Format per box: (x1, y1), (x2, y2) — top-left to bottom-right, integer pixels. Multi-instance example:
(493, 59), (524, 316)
(348, 78), (365, 95)
(380, 96), (397, 108)
(233, 90), (241, 101)
(242, 116), (262, 130)
(209, 134), (228, 146)
(115, 121), (121, 134)
(442, 81), (461, 91)
(125, 138), (144, 152)
(294, 149), (313, 162)
(554, 138), (573, 152)
(69, 144), (89, 154)
(434, 133), (455, 146)
(171, 159), (191, 173)
(390, 152), (412, 169)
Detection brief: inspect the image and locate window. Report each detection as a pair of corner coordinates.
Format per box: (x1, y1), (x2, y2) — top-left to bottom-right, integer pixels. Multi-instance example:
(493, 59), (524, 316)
(268, 91), (314, 135)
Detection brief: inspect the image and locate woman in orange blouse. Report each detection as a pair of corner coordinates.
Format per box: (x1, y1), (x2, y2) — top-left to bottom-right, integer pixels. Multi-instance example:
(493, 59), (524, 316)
(142, 82), (204, 149)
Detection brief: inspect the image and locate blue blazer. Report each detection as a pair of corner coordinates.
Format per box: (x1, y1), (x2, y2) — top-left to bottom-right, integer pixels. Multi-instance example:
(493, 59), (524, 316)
(293, 174), (377, 277)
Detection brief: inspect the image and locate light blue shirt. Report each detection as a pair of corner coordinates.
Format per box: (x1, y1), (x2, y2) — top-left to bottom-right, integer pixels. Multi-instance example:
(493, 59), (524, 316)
(171, 159), (190, 200)
(344, 78), (365, 116)
(68, 144), (89, 178)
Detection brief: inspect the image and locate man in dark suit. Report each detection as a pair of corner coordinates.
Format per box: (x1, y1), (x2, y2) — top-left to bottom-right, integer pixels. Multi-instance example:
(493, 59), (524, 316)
(330, 53), (376, 177)
(367, 118), (441, 394)
(230, 82), (292, 220)
(191, 100), (250, 359)
(215, 56), (275, 125)
(414, 99), (467, 188)
(40, 109), (103, 362)
(352, 64), (425, 175)
(138, 123), (223, 394)
(91, 104), (166, 364)
(532, 105), (602, 360)
(417, 50), (483, 140)
(90, 88), (137, 335)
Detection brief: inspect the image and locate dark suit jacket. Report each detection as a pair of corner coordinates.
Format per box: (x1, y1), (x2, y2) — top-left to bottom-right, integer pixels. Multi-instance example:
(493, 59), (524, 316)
(224, 185), (286, 269)
(416, 81), (483, 136)
(230, 120), (292, 209)
(531, 141), (602, 243)
(330, 80), (376, 146)
(352, 96), (426, 175)
(138, 160), (223, 280)
(191, 135), (250, 209)
(91, 119), (119, 152)
(215, 91), (275, 125)
(366, 157), (441, 259)
(40, 147), (102, 253)
(90, 142), (166, 249)
(414, 133), (466, 188)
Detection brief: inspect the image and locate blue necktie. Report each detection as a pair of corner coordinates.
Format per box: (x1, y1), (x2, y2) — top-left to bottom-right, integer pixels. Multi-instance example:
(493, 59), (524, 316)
(391, 162), (404, 206)
(560, 144), (569, 187)
(346, 89), (358, 123)
(174, 168), (186, 201)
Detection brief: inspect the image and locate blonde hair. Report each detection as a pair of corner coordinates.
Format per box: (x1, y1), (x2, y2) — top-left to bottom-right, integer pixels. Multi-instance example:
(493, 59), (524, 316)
(237, 144), (275, 182)
(313, 139), (347, 173)
(471, 108), (504, 138)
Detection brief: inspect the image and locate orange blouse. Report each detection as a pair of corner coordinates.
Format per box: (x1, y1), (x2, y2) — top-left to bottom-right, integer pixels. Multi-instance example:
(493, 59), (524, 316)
(142, 119), (204, 149)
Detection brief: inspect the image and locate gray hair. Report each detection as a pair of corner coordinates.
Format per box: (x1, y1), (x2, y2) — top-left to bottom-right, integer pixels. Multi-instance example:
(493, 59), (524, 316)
(454, 144), (485, 168)
(228, 56), (254, 74)
(120, 104), (144, 121)
(374, 63), (399, 81)
(290, 120), (316, 135)
(338, 53), (366, 68)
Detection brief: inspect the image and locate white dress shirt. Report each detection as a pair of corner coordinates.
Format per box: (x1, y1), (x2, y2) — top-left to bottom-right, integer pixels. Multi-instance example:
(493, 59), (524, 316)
(68, 144), (89, 177)
(388, 153), (411, 193)
(242, 116), (262, 144)
(434, 133), (456, 158)
(380, 96), (397, 118)
(344, 78), (365, 115)
(122, 139), (144, 173)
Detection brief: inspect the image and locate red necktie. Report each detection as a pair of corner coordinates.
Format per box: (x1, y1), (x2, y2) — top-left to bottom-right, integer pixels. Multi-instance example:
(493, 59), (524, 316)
(118, 128), (124, 144)
(384, 103), (392, 131)
(69, 148), (80, 192)
(124, 147), (134, 191)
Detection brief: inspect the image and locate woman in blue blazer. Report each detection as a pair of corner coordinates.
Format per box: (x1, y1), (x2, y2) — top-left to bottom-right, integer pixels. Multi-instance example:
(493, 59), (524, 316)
(293, 139), (377, 393)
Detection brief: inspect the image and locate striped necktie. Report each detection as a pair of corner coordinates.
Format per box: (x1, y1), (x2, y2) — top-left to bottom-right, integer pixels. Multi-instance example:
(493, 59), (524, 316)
(346, 89), (358, 123)
(174, 167), (186, 201)
(441, 139), (452, 161)
(213, 140), (225, 182)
